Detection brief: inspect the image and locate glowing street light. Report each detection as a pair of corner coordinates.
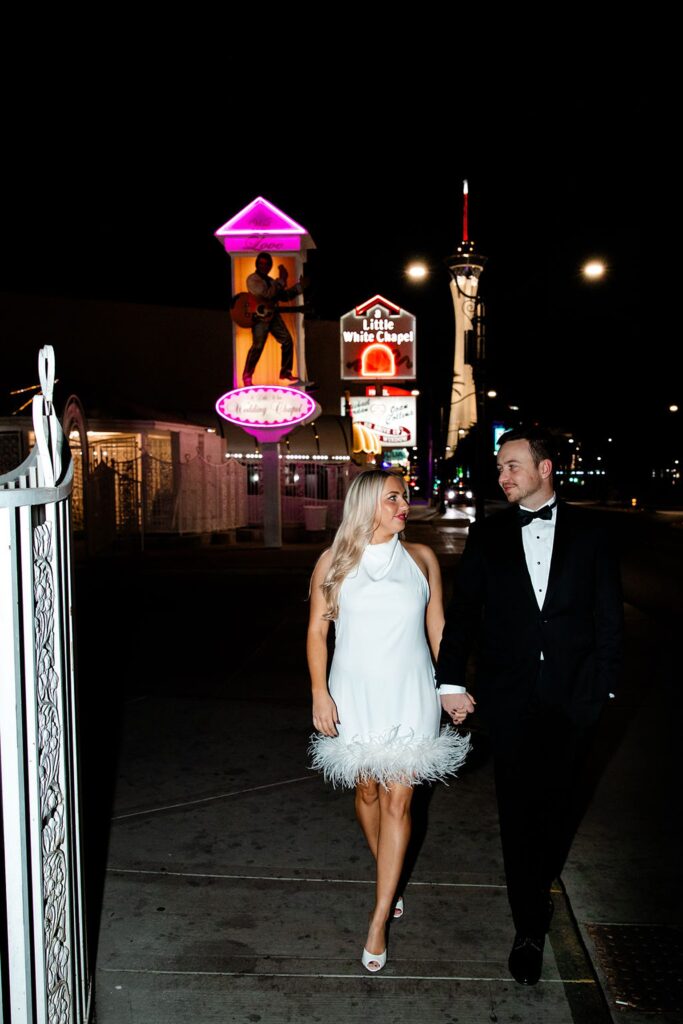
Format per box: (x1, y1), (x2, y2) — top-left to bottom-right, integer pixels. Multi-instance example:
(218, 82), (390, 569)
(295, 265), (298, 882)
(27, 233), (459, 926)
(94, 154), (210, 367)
(582, 259), (606, 280)
(406, 261), (429, 281)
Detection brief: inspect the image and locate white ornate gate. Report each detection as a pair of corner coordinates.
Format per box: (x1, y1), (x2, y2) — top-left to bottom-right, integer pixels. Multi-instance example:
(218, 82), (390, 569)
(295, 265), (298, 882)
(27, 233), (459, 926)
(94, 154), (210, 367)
(0, 348), (91, 1023)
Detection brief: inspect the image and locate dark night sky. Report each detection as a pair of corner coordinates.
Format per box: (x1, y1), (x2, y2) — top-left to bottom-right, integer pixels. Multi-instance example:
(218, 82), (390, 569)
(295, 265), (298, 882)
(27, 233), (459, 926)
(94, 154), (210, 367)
(1, 52), (674, 458)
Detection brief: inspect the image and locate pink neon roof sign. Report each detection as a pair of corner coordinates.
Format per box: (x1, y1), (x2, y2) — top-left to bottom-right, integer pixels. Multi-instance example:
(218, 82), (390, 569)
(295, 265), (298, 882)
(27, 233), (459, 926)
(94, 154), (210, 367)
(214, 196), (315, 253)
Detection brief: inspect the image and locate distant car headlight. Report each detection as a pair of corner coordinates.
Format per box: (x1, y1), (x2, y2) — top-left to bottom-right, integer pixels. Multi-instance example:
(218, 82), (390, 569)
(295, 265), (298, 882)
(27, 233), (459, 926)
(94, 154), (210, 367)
(446, 490), (456, 500)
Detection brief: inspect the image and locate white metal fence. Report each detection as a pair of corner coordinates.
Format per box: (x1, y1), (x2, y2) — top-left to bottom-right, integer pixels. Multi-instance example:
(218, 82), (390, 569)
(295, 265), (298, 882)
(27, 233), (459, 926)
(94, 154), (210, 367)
(86, 450), (347, 540)
(85, 445), (248, 546)
(174, 455), (247, 534)
(0, 348), (91, 1023)
(245, 460), (352, 529)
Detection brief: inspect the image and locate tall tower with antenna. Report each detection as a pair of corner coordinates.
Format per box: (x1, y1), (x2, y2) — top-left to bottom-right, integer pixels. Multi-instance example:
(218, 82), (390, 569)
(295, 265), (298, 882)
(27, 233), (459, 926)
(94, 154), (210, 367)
(445, 180), (487, 453)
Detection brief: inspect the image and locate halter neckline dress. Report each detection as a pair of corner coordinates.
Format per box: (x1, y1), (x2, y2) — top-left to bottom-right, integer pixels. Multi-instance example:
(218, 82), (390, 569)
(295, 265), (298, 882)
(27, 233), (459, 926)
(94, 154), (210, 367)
(309, 534), (469, 787)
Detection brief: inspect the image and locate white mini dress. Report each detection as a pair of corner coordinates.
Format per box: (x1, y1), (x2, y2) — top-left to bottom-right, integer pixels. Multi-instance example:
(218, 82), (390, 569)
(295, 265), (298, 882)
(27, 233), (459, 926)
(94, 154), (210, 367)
(309, 533), (469, 788)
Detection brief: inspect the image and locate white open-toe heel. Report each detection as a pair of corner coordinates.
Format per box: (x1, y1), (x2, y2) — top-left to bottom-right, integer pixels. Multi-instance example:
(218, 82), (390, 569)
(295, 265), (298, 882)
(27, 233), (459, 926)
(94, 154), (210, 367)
(393, 896), (404, 920)
(361, 946), (387, 973)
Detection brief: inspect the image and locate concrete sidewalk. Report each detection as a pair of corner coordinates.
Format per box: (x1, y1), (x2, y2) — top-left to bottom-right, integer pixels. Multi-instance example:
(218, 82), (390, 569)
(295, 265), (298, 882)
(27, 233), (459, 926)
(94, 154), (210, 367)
(82, 514), (681, 1023)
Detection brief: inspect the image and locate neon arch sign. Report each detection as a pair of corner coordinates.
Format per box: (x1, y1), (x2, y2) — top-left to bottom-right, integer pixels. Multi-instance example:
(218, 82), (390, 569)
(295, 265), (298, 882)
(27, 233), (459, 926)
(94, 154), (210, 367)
(361, 343), (396, 377)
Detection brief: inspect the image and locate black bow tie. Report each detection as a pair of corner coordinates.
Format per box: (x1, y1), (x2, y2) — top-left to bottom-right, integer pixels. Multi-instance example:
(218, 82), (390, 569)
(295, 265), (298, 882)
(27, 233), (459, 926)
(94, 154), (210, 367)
(517, 501), (556, 527)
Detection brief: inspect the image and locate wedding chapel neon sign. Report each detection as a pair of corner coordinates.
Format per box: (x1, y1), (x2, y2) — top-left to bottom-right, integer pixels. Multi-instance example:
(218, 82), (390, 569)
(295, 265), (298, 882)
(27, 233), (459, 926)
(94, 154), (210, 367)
(340, 295), (416, 381)
(215, 386), (316, 437)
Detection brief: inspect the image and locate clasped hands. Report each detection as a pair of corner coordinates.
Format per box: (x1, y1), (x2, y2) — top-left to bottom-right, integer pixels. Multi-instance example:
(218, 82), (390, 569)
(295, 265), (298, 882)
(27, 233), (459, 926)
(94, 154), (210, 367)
(440, 692), (476, 725)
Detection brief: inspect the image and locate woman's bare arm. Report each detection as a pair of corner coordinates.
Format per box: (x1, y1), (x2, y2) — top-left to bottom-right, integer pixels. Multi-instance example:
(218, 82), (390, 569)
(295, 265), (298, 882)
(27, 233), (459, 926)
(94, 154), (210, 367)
(422, 545), (446, 660)
(406, 541), (475, 723)
(307, 550), (339, 736)
(404, 542), (445, 659)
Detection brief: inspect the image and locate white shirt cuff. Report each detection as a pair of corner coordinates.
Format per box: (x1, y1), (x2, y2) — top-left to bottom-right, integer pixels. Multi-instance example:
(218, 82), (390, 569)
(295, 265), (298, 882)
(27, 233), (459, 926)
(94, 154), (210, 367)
(437, 684), (467, 695)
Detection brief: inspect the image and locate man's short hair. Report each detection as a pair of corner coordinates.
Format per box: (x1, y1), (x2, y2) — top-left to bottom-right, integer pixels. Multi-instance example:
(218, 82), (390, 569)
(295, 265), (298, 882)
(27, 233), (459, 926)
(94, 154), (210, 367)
(255, 252), (273, 270)
(497, 426), (556, 467)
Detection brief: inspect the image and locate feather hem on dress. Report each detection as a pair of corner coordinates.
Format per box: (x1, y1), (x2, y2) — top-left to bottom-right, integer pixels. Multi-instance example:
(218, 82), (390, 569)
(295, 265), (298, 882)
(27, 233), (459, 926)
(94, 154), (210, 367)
(309, 725), (470, 789)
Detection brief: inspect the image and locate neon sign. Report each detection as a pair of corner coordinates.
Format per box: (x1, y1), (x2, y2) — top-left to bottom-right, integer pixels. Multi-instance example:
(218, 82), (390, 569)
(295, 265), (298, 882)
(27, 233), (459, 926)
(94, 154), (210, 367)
(214, 196), (313, 253)
(361, 343), (396, 377)
(340, 295), (416, 380)
(343, 395), (417, 446)
(216, 385), (315, 427)
(216, 385), (318, 442)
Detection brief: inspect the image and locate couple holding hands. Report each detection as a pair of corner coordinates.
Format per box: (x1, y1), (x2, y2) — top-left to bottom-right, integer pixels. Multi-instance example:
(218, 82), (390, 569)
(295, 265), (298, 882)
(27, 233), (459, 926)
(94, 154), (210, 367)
(308, 427), (622, 983)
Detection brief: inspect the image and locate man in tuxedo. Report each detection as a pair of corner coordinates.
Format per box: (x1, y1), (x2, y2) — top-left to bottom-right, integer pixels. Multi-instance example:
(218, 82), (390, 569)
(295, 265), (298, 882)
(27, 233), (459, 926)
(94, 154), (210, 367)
(436, 426), (622, 985)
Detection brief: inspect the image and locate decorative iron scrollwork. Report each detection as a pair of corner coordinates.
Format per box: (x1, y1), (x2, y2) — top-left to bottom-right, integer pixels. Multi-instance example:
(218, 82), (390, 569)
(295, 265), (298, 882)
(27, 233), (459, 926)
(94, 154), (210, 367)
(34, 522), (71, 1023)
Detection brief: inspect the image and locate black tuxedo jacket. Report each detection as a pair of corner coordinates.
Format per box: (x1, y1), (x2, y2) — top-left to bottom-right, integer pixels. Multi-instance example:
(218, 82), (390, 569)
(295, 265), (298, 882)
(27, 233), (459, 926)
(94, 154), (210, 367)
(436, 501), (623, 727)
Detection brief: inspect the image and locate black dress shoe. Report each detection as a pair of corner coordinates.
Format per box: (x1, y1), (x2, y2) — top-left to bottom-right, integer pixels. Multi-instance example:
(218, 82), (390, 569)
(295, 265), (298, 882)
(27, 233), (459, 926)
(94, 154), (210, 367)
(508, 933), (544, 985)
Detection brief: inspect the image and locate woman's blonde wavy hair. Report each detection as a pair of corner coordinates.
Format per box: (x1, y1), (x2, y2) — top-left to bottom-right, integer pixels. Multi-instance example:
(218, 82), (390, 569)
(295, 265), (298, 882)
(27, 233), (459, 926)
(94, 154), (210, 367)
(319, 469), (408, 620)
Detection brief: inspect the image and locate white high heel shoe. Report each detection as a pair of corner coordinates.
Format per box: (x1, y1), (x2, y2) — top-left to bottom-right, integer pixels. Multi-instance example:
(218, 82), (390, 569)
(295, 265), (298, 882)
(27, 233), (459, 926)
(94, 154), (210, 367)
(393, 896), (404, 920)
(361, 946), (387, 973)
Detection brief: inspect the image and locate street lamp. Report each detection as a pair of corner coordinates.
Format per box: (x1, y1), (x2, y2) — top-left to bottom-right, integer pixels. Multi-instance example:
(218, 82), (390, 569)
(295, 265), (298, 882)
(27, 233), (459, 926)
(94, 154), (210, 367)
(406, 262), (429, 281)
(582, 259), (606, 280)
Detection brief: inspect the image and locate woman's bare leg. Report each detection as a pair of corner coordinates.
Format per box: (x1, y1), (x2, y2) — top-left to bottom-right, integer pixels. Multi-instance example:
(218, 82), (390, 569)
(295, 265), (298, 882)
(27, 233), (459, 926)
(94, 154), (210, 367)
(364, 782), (413, 957)
(355, 781), (380, 858)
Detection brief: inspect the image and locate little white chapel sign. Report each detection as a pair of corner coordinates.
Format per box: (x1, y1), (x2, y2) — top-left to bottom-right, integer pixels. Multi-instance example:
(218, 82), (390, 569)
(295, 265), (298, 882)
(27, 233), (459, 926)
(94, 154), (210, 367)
(340, 295), (416, 381)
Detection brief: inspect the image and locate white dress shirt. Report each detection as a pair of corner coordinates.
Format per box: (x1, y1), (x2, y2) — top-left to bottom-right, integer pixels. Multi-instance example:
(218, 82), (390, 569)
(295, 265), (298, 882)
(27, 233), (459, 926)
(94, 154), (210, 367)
(520, 493), (557, 660)
(521, 494), (557, 612)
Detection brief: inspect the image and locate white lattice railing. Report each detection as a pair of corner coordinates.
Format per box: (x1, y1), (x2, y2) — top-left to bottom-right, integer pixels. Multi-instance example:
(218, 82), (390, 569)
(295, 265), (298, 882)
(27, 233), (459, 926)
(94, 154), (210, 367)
(0, 347), (91, 1023)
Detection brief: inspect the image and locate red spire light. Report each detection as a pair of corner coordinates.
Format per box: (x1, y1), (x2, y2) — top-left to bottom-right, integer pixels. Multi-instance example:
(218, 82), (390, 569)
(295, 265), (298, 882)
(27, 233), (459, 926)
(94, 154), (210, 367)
(462, 179), (469, 242)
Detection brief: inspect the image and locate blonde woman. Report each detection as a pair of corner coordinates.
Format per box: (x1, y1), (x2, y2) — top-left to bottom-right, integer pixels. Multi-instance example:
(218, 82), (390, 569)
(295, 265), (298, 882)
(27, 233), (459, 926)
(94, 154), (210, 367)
(308, 470), (470, 972)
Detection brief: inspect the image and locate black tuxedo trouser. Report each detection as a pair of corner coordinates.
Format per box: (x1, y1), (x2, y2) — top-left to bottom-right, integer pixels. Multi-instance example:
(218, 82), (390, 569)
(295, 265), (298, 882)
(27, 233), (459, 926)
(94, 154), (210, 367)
(490, 669), (596, 937)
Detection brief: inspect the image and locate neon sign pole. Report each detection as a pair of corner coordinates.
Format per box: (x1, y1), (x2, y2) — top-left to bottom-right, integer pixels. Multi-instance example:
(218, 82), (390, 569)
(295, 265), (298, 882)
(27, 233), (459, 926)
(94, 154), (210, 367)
(215, 385), (319, 545)
(214, 198), (317, 547)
